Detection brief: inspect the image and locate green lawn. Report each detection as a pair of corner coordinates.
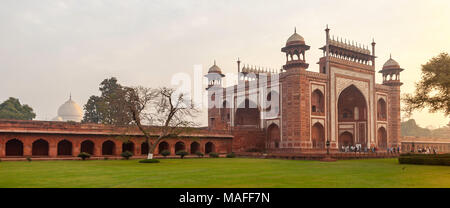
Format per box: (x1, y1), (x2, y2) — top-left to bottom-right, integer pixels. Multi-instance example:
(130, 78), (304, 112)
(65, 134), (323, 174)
(0, 158), (449, 188)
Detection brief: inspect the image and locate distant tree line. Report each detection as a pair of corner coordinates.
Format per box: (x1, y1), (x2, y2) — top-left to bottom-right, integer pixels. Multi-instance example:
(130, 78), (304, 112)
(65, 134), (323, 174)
(401, 119), (450, 139)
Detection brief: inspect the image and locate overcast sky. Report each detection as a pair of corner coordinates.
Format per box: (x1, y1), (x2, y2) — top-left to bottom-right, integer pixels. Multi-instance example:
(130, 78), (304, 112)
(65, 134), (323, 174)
(0, 0), (449, 128)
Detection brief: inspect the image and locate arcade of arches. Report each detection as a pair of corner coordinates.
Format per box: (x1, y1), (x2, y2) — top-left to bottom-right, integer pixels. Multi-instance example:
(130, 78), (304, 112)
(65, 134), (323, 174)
(0, 120), (232, 158)
(1, 137), (229, 158)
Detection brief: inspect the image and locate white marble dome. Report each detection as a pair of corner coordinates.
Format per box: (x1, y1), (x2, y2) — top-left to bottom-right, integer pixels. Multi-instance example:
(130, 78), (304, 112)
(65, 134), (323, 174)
(56, 96), (83, 122)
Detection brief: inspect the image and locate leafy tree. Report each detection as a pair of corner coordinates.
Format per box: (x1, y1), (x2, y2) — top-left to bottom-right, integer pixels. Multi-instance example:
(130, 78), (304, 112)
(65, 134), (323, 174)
(403, 53), (450, 116)
(82, 77), (132, 125)
(0, 97), (36, 120)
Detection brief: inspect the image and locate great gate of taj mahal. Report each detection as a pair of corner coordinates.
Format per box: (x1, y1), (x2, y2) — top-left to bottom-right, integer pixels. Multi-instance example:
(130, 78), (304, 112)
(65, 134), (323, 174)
(205, 26), (403, 153)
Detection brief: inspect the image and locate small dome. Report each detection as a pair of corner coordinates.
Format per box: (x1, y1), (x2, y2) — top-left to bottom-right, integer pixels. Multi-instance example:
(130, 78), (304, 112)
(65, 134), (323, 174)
(286, 32), (305, 46)
(57, 96), (83, 122)
(383, 55), (400, 69)
(208, 61), (223, 74)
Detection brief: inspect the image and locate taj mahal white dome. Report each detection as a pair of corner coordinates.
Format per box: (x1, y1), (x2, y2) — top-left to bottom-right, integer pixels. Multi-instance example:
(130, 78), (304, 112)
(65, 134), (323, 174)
(54, 96), (83, 122)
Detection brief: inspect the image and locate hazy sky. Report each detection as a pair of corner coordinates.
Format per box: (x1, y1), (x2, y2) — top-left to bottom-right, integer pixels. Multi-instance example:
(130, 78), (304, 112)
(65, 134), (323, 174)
(0, 0), (449, 128)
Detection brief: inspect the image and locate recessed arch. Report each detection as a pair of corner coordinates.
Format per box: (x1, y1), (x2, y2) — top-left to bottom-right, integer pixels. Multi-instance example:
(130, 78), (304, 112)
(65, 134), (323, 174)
(205, 142), (215, 154)
(311, 89), (324, 113)
(80, 140), (94, 155)
(339, 132), (354, 148)
(57, 140), (72, 156)
(158, 141), (169, 154)
(267, 123), (281, 148)
(190, 142), (200, 154)
(377, 127), (387, 149)
(5, 139), (23, 156)
(338, 85), (367, 122)
(102, 140), (115, 155)
(175, 141), (186, 153)
(311, 122), (325, 149)
(32, 139), (49, 156)
(377, 98), (387, 120)
(141, 141), (150, 155)
(122, 141), (134, 153)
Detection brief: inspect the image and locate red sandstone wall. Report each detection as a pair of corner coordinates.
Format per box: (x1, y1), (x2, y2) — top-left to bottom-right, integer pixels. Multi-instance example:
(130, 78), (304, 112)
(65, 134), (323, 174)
(231, 127), (266, 152)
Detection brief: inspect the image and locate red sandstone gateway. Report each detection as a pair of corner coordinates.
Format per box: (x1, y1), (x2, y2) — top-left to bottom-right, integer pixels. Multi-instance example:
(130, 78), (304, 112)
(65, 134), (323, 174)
(205, 27), (403, 153)
(0, 119), (233, 159)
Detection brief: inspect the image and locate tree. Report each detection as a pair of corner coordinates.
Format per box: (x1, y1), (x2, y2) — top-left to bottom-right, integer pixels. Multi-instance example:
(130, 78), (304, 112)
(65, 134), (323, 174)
(0, 97), (36, 120)
(82, 77), (133, 125)
(403, 53), (450, 116)
(124, 87), (198, 159)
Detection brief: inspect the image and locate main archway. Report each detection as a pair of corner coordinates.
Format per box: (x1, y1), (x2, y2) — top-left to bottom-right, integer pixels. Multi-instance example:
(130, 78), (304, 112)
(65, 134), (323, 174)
(5, 139), (23, 156)
(32, 139), (49, 156)
(338, 85), (368, 148)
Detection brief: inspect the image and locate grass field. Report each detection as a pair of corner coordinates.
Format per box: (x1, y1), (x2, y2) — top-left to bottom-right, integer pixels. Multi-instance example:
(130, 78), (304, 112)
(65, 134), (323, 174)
(0, 158), (449, 188)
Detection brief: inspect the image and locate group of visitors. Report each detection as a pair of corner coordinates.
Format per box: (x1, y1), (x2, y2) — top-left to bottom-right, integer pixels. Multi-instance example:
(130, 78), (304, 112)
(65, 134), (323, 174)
(416, 147), (437, 154)
(386, 146), (400, 153)
(340, 145), (401, 153)
(340, 145), (377, 153)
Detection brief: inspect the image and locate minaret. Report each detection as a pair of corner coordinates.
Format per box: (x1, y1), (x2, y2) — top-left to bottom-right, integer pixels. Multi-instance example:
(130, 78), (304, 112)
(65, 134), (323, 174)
(205, 60), (225, 90)
(281, 28), (310, 71)
(205, 60), (225, 130)
(380, 55), (404, 148)
(280, 28), (311, 147)
(380, 54), (403, 86)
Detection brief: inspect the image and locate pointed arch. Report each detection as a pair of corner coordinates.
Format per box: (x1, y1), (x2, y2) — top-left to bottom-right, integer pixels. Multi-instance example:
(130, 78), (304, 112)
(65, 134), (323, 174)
(57, 140), (72, 156)
(377, 127), (387, 149)
(267, 123), (281, 148)
(311, 122), (325, 149)
(80, 140), (94, 155)
(102, 140), (115, 155)
(32, 139), (49, 156)
(338, 85), (367, 122)
(5, 139), (23, 156)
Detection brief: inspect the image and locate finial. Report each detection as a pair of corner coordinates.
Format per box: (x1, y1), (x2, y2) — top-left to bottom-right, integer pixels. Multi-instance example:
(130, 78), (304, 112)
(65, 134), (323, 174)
(294, 27), (296, 33)
(214, 60), (216, 65)
(69, 93), (72, 100)
(390, 53), (392, 59)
